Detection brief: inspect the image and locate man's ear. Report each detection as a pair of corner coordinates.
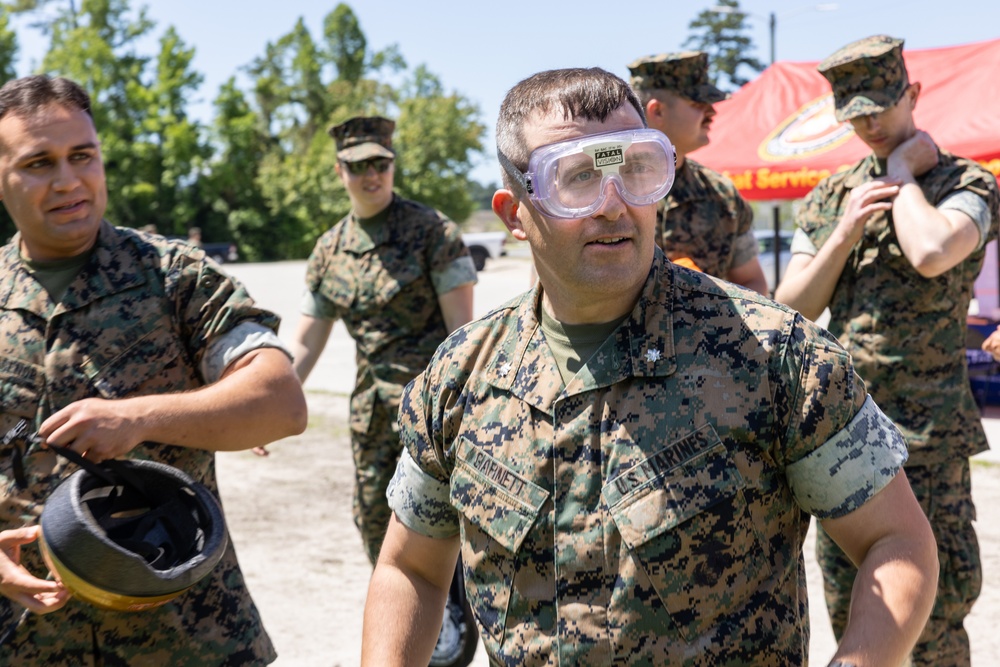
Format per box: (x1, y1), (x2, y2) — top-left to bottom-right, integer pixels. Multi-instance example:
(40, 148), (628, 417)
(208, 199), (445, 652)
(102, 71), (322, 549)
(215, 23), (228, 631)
(907, 81), (922, 110)
(645, 97), (663, 124)
(492, 189), (528, 241)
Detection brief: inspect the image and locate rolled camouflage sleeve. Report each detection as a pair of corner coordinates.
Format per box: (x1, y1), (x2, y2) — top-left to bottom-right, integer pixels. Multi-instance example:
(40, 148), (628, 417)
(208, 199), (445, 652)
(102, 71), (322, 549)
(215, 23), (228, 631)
(786, 396), (908, 518)
(429, 217), (478, 295)
(777, 315), (907, 518)
(387, 449), (458, 538)
(201, 322), (292, 383)
(387, 373), (461, 538)
(433, 257), (478, 295)
(938, 190), (991, 251)
(299, 288), (340, 320)
(173, 251), (281, 372)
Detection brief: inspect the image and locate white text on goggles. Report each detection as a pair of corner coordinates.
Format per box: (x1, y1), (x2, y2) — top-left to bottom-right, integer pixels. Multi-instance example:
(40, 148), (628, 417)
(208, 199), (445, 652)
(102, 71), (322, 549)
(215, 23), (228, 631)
(499, 129), (675, 219)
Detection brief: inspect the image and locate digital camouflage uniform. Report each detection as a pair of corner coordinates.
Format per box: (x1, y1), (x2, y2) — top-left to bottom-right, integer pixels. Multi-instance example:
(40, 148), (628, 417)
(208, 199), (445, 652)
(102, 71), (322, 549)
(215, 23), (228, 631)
(387, 252), (909, 665)
(0, 222), (283, 665)
(303, 194), (476, 565)
(655, 159), (758, 278)
(627, 52), (758, 280)
(797, 34), (1000, 667)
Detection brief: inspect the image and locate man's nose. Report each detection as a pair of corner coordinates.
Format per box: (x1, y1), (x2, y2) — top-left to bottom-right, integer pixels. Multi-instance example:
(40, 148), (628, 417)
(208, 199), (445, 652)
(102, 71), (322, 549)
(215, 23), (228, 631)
(594, 178), (626, 221)
(52, 159), (81, 191)
(859, 114), (880, 133)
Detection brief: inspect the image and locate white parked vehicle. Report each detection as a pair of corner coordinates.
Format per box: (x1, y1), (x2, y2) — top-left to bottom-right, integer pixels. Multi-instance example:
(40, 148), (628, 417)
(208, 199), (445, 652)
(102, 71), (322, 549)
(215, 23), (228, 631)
(462, 231), (508, 271)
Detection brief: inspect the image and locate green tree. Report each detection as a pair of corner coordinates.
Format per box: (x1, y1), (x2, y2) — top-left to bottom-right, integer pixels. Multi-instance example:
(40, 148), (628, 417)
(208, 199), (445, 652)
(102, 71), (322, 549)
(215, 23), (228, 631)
(323, 3), (365, 84)
(684, 0), (765, 91)
(0, 9), (18, 243)
(228, 2), (483, 259)
(0, 9), (18, 82)
(197, 78), (279, 260)
(394, 65), (482, 223)
(39, 0), (209, 233)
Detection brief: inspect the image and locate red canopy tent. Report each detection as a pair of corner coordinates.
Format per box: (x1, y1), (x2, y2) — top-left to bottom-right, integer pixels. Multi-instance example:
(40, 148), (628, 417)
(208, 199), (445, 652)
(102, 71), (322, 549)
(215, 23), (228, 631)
(691, 37), (1000, 202)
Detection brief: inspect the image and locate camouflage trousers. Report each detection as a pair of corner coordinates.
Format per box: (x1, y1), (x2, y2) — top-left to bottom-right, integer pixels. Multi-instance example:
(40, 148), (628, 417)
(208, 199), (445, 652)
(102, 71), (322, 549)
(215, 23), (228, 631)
(351, 398), (404, 566)
(816, 460), (981, 667)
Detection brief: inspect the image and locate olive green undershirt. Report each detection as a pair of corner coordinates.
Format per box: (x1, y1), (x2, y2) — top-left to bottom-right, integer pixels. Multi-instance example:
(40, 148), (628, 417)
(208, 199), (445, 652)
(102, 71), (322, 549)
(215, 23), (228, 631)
(356, 205), (391, 230)
(23, 247), (94, 302)
(539, 306), (628, 386)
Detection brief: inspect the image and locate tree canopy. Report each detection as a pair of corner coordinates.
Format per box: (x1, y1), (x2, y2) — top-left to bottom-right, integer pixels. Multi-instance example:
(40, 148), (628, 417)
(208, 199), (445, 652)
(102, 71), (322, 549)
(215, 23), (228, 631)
(0, 1), (485, 260)
(684, 0), (765, 91)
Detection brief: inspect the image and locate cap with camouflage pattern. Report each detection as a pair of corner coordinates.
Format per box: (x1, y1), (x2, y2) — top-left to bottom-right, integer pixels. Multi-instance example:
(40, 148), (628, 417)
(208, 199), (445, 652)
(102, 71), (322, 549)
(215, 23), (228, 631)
(818, 35), (909, 122)
(328, 116), (396, 162)
(626, 51), (728, 104)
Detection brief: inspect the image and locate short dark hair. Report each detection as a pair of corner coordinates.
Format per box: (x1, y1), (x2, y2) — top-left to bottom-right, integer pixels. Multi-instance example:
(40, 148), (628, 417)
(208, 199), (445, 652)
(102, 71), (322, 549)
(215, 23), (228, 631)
(496, 68), (646, 194)
(0, 75), (93, 123)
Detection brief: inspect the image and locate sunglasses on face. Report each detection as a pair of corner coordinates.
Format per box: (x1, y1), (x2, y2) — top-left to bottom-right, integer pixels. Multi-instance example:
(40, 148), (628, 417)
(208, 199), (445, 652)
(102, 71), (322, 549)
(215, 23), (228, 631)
(342, 158), (393, 176)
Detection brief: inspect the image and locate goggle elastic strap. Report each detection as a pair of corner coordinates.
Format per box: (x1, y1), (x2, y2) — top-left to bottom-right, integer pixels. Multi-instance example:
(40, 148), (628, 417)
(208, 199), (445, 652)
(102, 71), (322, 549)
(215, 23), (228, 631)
(497, 149), (533, 195)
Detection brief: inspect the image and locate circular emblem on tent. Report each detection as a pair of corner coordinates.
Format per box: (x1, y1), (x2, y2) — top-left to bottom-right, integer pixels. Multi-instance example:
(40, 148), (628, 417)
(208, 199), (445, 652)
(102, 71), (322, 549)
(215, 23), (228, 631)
(758, 94), (854, 161)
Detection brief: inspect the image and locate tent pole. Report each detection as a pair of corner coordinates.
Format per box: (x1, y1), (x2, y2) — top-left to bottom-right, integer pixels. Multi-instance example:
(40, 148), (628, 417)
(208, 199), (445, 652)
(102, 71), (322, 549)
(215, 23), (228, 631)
(772, 203), (781, 293)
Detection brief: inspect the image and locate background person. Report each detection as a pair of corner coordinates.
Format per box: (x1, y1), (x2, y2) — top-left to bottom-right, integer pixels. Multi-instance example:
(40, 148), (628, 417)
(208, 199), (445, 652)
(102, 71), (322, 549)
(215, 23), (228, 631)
(361, 66), (937, 666)
(773, 35), (999, 667)
(186, 225), (203, 247)
(0, 74), (306, 665)
(627, 51), (768, 294)
(277, 115), (477, 663)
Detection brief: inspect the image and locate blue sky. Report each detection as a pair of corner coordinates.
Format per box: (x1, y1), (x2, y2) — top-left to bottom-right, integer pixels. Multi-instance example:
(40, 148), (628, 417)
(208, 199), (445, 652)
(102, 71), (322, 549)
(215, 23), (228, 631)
(11, 0), (1000, 184)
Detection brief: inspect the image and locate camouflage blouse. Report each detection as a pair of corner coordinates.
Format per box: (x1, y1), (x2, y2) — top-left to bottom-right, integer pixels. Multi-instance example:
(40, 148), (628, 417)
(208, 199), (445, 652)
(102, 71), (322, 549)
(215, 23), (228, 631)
(388, 253), (907, 665)
(304, 195), (477, 433)
(0, 222), (280, 664)
(796, 151), (1000, 465)
(656, 159), (757, 277)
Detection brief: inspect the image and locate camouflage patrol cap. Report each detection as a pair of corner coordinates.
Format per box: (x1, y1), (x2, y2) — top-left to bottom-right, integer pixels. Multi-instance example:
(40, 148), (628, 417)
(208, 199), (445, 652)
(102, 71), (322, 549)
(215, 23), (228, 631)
(818, 35), (909, 122)
(328, 115), (396, 162)
(626, 51), (728, 104)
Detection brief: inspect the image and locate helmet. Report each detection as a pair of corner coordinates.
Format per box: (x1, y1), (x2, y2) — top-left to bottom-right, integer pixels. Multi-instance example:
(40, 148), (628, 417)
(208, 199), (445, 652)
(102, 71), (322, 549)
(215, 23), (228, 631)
(39, 458), (227, 612)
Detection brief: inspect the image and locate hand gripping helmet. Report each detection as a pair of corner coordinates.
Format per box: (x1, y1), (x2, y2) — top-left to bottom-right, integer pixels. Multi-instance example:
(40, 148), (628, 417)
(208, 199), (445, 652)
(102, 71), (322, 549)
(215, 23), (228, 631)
(39, 455), (227, 612)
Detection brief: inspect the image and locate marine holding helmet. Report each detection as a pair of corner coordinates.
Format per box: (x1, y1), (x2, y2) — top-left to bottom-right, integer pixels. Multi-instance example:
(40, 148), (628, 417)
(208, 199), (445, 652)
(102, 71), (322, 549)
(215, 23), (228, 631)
(0, 74), (306, 665)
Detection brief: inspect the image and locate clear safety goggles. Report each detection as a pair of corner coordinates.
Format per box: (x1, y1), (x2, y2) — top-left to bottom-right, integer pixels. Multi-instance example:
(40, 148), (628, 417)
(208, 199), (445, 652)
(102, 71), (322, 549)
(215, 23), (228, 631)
(499, 128), (675, 219)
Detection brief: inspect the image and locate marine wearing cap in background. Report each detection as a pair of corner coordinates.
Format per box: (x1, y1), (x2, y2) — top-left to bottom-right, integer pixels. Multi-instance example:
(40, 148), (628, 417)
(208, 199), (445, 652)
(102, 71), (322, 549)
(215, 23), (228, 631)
(329, 115), (396, 162)
(819, 35), (909, 121)
(301, 112), (479, 663)
(627, 51), (728, 103)
(775, 33), (1000, 667)
(628, 51), (768, 295)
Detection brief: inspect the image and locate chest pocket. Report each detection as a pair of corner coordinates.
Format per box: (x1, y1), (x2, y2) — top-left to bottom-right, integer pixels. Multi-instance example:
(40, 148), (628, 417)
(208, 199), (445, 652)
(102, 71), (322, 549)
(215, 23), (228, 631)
(316, 262), (356, 314)
(80, 324), (187, 398)
(366, 258), (424, 309)
(450, 438), (548, 644)
(605, 440), (772, 641)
